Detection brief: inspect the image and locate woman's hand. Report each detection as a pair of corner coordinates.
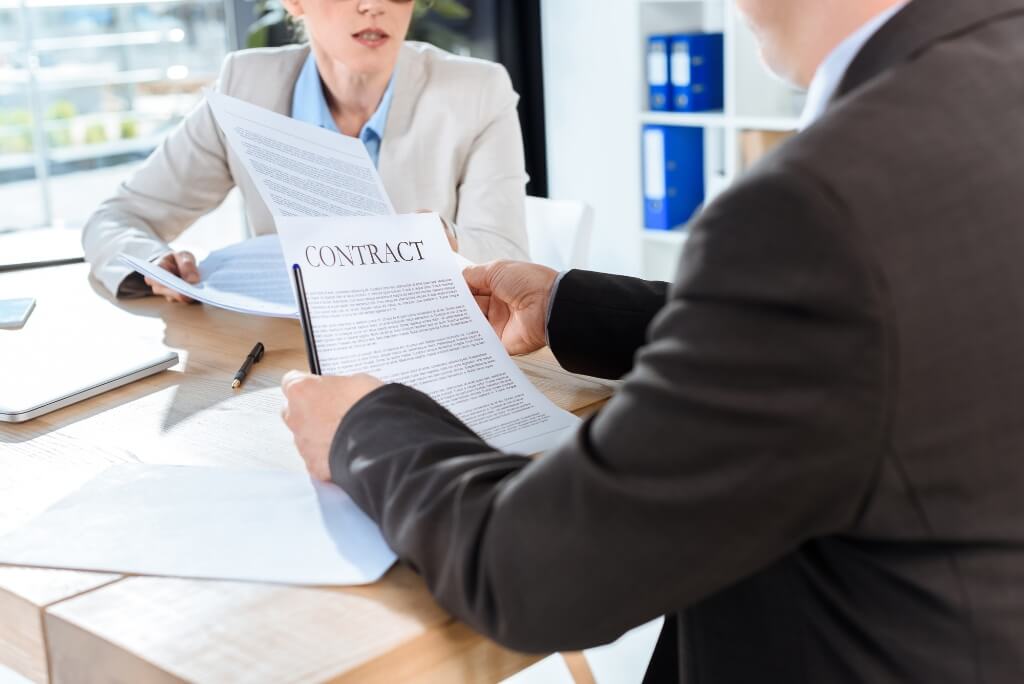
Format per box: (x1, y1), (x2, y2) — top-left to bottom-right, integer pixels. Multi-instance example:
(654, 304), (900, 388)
(146, 251), (200, 303)
(416, 209), (459, 252)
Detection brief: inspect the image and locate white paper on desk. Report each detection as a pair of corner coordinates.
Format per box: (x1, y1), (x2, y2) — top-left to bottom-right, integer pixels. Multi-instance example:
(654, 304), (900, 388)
(207, 91), (394, 218)
(278, 213), (580, 454)
(0, 464), (397, 586)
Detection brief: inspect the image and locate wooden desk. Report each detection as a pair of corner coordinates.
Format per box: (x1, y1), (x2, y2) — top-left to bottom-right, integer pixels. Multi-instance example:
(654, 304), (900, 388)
(0, 263), (615, 684)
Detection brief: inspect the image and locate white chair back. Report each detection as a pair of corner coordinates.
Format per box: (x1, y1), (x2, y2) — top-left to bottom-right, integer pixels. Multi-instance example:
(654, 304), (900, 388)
(525, 196), (594, 271)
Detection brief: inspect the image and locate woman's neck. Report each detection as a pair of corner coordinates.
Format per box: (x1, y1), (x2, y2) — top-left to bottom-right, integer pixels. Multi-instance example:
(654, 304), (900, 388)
(313, 48), (393, 137)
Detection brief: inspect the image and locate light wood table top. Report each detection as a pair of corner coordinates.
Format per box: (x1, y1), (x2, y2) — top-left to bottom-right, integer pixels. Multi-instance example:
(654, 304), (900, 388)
(0, 263), (615, 684)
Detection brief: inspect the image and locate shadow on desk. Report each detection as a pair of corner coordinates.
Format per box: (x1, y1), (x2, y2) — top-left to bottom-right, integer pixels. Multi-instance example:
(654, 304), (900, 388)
(2, 274), (277, 443)
(0, 369), (186, 445)
(94, 274), (312, 437)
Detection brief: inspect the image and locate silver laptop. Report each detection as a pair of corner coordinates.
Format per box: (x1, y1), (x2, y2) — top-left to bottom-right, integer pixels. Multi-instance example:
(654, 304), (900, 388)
(0, 348), (179, 423)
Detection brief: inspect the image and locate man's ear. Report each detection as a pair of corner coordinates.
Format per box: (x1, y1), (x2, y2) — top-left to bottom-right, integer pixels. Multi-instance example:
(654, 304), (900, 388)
(281, 0), (304, 19)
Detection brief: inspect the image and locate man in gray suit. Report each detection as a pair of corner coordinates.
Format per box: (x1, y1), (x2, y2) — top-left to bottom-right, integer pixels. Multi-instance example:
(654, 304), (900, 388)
(281, 0), (1024, 680)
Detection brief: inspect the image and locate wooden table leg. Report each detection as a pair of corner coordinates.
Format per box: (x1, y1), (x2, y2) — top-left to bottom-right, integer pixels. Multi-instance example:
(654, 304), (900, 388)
(562, 652), (597, 684)
(0, 568), (118, 683)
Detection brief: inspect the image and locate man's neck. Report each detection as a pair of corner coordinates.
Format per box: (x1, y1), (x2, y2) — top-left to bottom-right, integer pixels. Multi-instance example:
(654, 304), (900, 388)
(795, 0), (908, 87)
(797, 0), (909, 128)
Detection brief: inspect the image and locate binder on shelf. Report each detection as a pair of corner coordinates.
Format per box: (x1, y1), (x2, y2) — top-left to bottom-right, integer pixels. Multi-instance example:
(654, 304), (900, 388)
(642, 125), (705, 231)
(647, 35), (672, 111)
(670, 32), (724, 112)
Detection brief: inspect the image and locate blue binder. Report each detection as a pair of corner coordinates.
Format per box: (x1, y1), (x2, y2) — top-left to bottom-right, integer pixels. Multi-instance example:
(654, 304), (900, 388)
(643, 125), (704, 231)
(670, 33), (724, 112)
(647, 36), (671, 111)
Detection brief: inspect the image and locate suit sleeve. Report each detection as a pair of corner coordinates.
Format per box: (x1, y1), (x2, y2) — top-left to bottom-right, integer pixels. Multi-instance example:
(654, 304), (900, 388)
(81, 53), (239, 296)
(547, 270), (669, 379)
(329, 164), (890, 653)
(452, 64), (530, 263)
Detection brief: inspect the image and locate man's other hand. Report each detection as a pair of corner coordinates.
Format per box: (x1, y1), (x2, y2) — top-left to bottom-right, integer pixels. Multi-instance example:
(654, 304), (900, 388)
(280, 371), (384, 481)
(146, 250), (199, 303)
(463, 260), (558, 356)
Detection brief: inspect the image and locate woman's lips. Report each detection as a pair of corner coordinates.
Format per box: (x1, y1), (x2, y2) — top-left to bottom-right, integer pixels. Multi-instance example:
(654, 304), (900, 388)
(353, 29), (390, 48)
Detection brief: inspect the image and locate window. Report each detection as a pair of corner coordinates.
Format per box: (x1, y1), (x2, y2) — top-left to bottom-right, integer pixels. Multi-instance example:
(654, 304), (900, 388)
(0, 0), (546, 265)
(0, 0), (229, 237)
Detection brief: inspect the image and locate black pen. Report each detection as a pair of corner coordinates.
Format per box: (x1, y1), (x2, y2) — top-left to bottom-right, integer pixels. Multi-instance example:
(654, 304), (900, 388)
(292, 264), (322, 375)
(232, 341), (265, 389)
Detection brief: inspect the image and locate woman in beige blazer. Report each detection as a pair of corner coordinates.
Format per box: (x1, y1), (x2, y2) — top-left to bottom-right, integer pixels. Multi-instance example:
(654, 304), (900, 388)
(83, 0), (529, 298)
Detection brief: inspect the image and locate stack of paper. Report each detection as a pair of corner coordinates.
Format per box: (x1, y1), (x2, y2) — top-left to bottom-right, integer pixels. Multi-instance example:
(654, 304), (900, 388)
(121, 235), (298, 318)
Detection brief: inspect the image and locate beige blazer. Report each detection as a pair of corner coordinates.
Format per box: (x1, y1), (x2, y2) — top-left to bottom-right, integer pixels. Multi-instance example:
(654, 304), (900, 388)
(83, 42), (529, 295)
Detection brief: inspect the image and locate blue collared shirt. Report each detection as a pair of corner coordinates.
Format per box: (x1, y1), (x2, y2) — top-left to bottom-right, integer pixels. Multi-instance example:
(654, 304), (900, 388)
(290, 52), (395, 167)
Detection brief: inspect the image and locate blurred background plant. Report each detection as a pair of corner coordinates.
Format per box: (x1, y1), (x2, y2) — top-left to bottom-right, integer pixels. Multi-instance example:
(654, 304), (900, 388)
(409, 0), (471, 53)
(1, 100), (139, 153)
(120, 119), (139, 140)
(46, 101), (77, 122)
(0, 110), (33, 155)
(245, 0), (472, 53)
(84, 123), (108, 145)
(44, 101), (76, 149)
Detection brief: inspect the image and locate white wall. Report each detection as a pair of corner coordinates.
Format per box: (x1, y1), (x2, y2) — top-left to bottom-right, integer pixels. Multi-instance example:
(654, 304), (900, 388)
(541, 0), (643, 277)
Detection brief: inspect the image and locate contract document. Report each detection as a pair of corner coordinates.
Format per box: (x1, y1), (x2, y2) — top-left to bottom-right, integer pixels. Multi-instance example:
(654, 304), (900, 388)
(207, 91), (394, 218)
(278, 213), (581, 454)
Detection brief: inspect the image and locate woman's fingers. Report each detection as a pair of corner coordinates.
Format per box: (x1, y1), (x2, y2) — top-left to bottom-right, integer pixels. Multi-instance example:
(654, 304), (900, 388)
(145, 276), (195, 303)
(173, 251), (200, 284)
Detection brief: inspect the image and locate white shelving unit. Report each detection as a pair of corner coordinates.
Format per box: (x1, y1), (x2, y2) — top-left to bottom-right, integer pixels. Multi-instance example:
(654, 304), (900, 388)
(638, 0), (804, 281)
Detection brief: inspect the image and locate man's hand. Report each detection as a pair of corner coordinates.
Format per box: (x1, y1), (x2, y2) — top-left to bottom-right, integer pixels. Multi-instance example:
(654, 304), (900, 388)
(280, 371), (384, 481)
(146, 251), (199, 303)
(463, 260), (558, 356)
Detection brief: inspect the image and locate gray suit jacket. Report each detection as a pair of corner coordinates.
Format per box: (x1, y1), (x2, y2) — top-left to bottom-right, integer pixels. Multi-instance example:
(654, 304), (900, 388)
(326, 1), (1024, 681)
(82, 42), (529, 295)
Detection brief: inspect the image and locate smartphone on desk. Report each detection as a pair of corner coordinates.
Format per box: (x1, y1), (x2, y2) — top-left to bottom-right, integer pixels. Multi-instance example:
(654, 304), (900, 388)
(0, 298), (35, 330)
